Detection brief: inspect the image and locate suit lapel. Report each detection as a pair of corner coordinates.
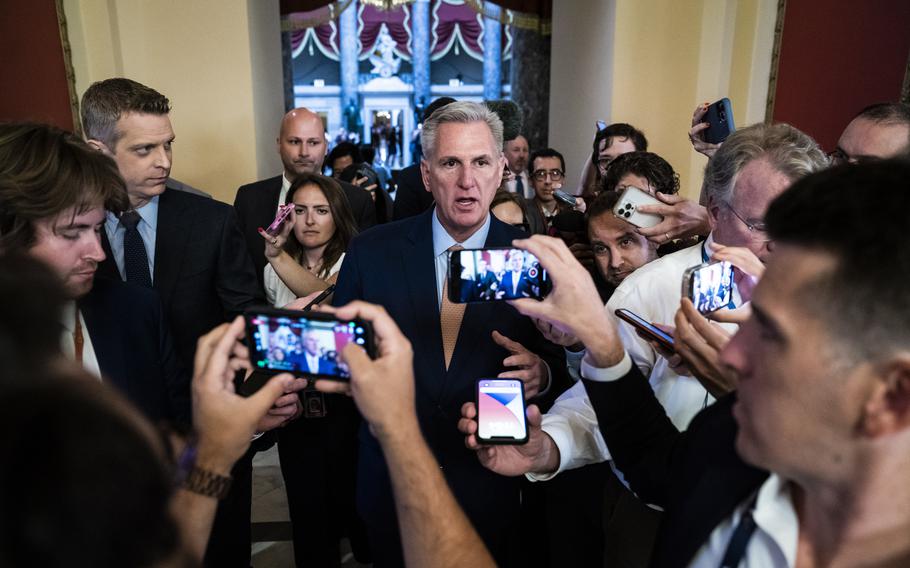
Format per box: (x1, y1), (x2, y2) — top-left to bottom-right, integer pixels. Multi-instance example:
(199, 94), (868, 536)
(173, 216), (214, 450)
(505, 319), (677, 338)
(402, 211), (447, 400)
(154, 189), (190, 305)
(79, 280), (126, 387)
(97, 228), (121, 281)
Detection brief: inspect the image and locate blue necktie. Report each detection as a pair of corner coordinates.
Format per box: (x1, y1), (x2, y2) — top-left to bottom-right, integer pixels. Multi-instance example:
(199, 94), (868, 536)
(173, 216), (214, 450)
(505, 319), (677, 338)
(121, 210), (152, 287)
(516, 175), (525, 196)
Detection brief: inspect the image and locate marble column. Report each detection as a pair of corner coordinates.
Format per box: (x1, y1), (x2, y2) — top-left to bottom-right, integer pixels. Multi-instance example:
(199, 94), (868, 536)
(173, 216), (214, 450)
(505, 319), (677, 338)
(482, 3), (502, 100)
(281, 31), (295, 111)
(339, 1), (359, 108)
(509, 26), (551, 149)
(412, 0), (431, 107)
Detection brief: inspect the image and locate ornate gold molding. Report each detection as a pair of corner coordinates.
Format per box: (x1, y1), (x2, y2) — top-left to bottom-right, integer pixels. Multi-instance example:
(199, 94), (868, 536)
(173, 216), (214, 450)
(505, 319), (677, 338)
(764, 0), (787, 123)
(54, 0), (81, 134)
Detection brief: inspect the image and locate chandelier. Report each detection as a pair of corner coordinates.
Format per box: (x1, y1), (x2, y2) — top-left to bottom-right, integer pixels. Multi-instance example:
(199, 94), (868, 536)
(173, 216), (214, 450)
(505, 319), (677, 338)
(360, 0), (413, 10)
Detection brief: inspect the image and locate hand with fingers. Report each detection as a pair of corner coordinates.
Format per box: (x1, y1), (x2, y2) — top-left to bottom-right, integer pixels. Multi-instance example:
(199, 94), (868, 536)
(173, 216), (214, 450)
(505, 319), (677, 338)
(636, 194), (710, 243)
(507, 235), (625, 368)
(673, 298), (737, 397)
(457, 401), (560, 476)
(311, 301), (418, 441)
(258, 208), (295, 259)
(688, 102), (722, 158)
(492, 330), (548, 399)
(353, 176), (379, 202)
(191, 317), (308, 474)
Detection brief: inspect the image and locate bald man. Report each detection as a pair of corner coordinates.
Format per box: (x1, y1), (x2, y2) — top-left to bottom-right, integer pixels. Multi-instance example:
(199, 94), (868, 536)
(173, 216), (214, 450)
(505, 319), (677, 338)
(234, 108), (376, 291)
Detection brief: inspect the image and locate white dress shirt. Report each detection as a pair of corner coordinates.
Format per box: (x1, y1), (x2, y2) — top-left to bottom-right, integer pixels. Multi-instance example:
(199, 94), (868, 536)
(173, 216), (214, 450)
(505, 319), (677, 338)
(529, 236), (741, 481)
(60, 302), (101, 379)
(504, 170), (534, 200)
(279, 172), (293, 210)
(305, 352), (322, 374)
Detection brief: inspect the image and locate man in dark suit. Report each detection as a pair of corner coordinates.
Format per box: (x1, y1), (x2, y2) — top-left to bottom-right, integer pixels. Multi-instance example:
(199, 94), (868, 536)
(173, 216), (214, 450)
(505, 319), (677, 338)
(498, 249), (533, 299)
(333, 101), (568, 566)
(80, 78), (276, 568)
(0, 122), (190, 428)
(234, 107), (376, 292)
(468, 162), (910, 567)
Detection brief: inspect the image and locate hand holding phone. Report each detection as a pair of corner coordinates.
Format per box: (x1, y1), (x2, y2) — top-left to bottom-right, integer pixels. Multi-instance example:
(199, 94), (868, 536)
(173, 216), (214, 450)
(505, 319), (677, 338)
(449, 247), (552, 304)
(682, 261), (735, 314)
(553, 188), (578, 207)
(614, 308), (675, 352)
(613, 186), (664, 228)
(702, 98), (735, 144)
(265, 203), (294, 236)
(476, 379), (529, 444)
(244, 308), (375, 381)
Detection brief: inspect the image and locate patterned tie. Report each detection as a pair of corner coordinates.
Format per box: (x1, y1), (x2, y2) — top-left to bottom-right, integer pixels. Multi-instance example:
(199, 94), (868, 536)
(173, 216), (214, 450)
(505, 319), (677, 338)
(121, 210), (152, 287)
(440, 245), (466, 370)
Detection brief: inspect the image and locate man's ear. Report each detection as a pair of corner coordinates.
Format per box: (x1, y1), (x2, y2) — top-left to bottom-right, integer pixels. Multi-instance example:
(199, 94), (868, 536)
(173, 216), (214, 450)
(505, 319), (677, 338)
(706, 196), (720, 232)
(85, 138), (112, 156)
(861, 357), (910, 438)
(420, 159), (432, 193)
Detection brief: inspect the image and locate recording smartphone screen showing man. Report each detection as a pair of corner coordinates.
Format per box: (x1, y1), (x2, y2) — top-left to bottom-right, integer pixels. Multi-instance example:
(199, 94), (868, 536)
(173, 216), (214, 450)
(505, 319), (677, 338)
(476, 379), (528, 444)
(449, 247), (551, 303)
(245, 309), (373, 380)
(683, 260), (735, 314)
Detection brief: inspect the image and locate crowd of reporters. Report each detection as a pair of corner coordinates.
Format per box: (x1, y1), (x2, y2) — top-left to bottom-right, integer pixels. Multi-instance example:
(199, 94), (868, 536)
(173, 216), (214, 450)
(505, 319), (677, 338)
(1, 74), (909, 568)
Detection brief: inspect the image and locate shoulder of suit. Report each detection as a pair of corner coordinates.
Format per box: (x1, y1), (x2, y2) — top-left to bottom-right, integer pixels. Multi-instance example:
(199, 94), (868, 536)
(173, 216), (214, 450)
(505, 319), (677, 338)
(165, 187), (233, 215)
(348, 213), (419, 250)
(87, 276), (161, 308)
(237, 175), (282, 193)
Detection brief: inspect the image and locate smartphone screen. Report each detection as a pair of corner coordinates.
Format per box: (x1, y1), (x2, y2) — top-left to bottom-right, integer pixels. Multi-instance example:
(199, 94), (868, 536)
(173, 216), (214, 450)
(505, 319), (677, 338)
(614, 309), (675, 350)
(476, 379), (528, 444)
(684, 261), (735, 314)
(245, 308), (373, 380)
(449, 247), (552, 303)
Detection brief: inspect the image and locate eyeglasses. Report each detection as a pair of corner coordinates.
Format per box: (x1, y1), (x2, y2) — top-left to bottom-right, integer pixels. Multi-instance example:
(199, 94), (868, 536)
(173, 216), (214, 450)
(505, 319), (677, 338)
(532, 169), (565, 181)
(725, 202), (770, 240)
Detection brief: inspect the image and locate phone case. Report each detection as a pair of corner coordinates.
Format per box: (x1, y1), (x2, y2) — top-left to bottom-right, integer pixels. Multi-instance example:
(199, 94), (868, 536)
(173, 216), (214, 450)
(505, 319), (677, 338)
(703, 98), (735, 144)
(553, 189), (577, 206)
(265, 204), (293, 236)
(613, 186), (664, 228)
(681, 261), (735, 314)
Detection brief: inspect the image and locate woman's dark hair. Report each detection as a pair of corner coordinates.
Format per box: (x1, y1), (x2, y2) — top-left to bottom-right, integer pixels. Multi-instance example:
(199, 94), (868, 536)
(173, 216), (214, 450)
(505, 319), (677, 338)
(0, 122), (129, 251)
(0, 376), (184, 568)
(283, 173), (358, 278)
(600, 151), (680, 196)
(327, 142), (362, 171)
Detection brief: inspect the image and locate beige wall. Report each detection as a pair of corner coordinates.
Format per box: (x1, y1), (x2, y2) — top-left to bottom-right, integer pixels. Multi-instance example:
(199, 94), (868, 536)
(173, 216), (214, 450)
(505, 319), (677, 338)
(550, 0), (778, 200)
(63, 0), (284, 203)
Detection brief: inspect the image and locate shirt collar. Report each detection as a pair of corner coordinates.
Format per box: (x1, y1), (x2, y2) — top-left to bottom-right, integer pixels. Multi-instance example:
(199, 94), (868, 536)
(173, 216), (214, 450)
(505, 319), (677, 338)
(282, 173), (293, 195)
(431, 207), (491, 258)
(105, 195), (160, 230)
(61, 301), (78, 333)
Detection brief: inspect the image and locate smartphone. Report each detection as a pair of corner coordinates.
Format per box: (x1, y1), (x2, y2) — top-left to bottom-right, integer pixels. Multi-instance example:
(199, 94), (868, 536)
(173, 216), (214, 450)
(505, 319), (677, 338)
(612, 186), (664, 228)
(553, 188), (577, 207)
(476, 379), (528, 445)
(681, 260), (735, 314)
(448, 247), (552, 303)
(614, 308), (675, 351)
(265, 204), (293, 236)
(244, 307), (375, 380)
(703, 98), (735, 144)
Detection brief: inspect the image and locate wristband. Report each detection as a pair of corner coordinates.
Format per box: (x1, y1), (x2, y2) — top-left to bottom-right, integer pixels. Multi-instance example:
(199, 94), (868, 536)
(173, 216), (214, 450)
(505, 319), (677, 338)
(183, 466), (233, 499)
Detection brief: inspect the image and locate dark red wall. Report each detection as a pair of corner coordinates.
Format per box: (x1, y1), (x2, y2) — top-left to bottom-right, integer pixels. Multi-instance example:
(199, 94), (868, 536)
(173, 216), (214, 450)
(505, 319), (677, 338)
(0, 0), (75, 130)
(771, 0), (910, 152)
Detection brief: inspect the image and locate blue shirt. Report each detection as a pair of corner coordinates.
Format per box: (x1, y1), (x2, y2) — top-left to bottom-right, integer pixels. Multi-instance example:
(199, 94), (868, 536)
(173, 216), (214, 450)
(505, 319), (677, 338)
(432, 208), (491, 308)
(104, 195), (159, 283)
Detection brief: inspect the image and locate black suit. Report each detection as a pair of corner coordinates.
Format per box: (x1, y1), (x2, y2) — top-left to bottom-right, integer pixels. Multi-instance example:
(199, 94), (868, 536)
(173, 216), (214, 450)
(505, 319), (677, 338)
(233, 174), (376, 291)
(80, 276), (191, 427)
(391, 163), (434, 220)
(332, 209), (569, 566)
(583, 365), (768, 568)
(98, 187), (263, 567)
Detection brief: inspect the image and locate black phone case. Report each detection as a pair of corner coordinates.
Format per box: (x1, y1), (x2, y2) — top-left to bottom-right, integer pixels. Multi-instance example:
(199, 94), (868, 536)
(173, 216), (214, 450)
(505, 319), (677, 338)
(703, 98), (735, 144)
(475, 379), (529, 445)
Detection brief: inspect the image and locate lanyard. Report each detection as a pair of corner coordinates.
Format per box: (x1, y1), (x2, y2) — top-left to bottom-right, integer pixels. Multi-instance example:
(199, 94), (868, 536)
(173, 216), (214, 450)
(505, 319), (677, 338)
(719, 494), (759, 568)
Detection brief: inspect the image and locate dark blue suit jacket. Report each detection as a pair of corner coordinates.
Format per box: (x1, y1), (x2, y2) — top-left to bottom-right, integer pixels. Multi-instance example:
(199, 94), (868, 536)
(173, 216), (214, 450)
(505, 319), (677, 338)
(332, 209), (568, 552)
(79, 276), (191, 427)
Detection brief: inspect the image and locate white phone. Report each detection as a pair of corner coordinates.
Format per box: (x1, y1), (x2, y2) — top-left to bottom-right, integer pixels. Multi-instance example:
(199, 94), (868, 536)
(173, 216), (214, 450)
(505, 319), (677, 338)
(612, 186), (664, 228)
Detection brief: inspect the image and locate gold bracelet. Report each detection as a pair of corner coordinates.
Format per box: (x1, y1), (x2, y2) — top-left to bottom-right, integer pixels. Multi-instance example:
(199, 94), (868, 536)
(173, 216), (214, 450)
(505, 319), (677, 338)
(182, 466), (233, 499)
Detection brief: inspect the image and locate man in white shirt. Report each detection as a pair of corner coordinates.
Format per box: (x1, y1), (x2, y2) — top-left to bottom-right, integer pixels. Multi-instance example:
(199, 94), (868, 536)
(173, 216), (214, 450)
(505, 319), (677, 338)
(481, 158), (910, 567)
